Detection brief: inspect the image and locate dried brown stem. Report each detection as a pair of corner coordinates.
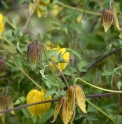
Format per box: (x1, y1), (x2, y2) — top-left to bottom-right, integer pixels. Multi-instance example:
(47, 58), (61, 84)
(80, 48), (121, 76)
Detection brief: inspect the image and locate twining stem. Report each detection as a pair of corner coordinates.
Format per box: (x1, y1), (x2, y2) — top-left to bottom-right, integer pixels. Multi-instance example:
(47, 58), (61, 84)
(86, 99), (117, 124)
(12, 60), (44, 90)
(52, 61), (69, 88)
(74, 78), (122, 93)
(58, 1), (101, 16)
(40, 41), (63, 90)
(3, 17), (16, 29)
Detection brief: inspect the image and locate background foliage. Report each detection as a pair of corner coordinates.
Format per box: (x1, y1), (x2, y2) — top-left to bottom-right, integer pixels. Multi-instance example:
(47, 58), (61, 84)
(0, 0), (122, 124)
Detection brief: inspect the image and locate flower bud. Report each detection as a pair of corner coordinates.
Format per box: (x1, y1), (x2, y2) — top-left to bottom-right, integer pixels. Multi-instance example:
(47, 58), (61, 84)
(27, 41), (41, 65)
(74, 85), (87, 113)
(0, 57), (5, 74)
(26, 89), (52, 117)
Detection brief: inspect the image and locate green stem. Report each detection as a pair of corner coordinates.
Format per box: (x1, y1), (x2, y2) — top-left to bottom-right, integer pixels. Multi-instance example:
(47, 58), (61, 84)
(13, 60), (43, 90)
(58, 1), (101, 16)
(86, 99), (117, 124)
(1, 37), (16, 49)
(3, 17), (16, 29)
(41, 41), (63, 90)
(74, 78), (122, 93)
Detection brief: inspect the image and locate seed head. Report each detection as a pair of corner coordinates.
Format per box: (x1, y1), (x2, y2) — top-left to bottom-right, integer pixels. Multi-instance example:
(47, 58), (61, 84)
(51, 96), (65, 123)
(101, 8), (121, 32)
(27, 40), (41, 65)
(74, 85), (87, 113)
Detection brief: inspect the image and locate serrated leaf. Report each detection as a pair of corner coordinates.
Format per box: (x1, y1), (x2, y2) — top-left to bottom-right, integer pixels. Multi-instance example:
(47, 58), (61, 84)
(67, 48), (82, 61)
(14, 96), (25, 105)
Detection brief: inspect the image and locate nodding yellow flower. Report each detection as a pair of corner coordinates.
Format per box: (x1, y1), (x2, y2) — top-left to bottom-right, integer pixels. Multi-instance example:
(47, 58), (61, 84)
(50, 5), (62, 17)
(100, 7), (121, 32)
(26, 90), (52, 117)
(45, 40), (60, 50)
(0, 14), (4, 34)
(50, 48), (70, 71)
(29, 0), (50, 18)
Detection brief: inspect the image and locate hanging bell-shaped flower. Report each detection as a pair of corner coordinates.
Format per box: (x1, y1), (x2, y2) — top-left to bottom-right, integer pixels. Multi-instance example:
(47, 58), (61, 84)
(26, 89), (52, 117)
(27, 40), (41, 65)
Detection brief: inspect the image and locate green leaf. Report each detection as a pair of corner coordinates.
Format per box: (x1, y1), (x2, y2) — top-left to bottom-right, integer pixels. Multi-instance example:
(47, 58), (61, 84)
(45, 90), (55, 98)
(107, 74), (113, 85)
(67, 48), (82, 61)
(40, 68), (46, 79)
(14, 96), (25, 105)
(63, 27), (68, 34)
(101, 70), (114, 76)
(47, 50), (58, 59)
(17, 42), (23, 55)
(114, 67), (122, 75)
(117, 81), (122, 90)
(55, 90), (66, 97)
(12, 28), (20, 38)
(50, 0), (58, 7)
(78, 60), (89, 71)
(21, 108), (30, 118)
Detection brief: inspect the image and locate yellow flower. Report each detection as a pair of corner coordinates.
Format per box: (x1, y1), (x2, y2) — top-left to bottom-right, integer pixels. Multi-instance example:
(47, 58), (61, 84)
(26, 89), (52, 117)
(45, 40), (60, 50)
(76, 14), (83, 23)
(29, 0), (50, 18)
(100, 7), (121, 32)
(0, 14), (4, 34)
(50, 5), (62, 17)
(50, 48), (70, 71)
